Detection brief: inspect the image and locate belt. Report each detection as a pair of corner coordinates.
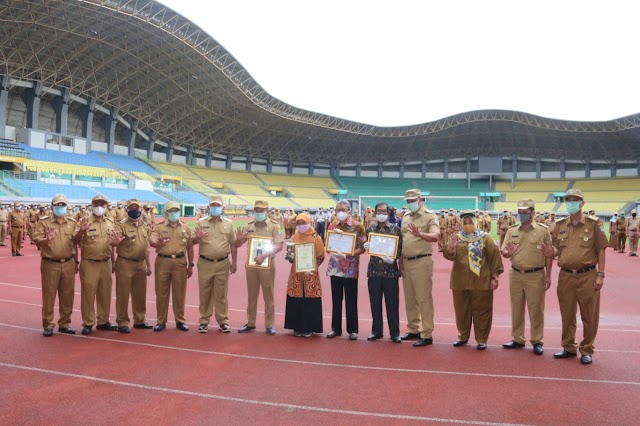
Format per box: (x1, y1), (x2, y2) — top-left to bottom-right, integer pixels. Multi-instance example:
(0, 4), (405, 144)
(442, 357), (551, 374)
(404, 254), (432, 261)
(158, 253), (185, 259)
(561, 264), (597, 274)
(512, 266), (544, 274)
(84, 258), (111, 262)
(42, 256), (74, 263)
(199, 254), (228, 262)
(118, 256), (145, 263)
(11, 225), (23, 228)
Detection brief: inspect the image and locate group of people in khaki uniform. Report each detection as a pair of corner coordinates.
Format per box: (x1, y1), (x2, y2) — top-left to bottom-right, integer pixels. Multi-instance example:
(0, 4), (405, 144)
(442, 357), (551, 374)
(611, 209), (640, 256)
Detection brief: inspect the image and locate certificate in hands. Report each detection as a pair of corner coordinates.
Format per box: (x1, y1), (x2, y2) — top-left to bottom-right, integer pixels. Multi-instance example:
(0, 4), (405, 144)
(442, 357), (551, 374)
(246, 236), (273, 269)
(367, 232), (399, 259)
(325, 230), (356, 255)
(294, 243), (316, 273)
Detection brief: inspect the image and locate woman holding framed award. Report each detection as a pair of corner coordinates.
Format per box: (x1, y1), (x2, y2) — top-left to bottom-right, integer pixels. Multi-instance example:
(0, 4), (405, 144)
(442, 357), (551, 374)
(284, 213), (325, 337)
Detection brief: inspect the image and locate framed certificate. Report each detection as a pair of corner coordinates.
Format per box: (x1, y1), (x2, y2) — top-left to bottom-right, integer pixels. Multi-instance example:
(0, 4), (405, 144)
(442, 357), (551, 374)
(246, 236), (273, 269)
(294, 242), (316, 273)
(367, 233), (399, 259)
(325, 230), (356, 255)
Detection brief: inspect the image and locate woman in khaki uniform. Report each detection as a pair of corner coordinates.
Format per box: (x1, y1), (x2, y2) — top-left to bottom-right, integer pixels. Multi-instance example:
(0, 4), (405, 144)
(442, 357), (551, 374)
(443, 211), (504, 350)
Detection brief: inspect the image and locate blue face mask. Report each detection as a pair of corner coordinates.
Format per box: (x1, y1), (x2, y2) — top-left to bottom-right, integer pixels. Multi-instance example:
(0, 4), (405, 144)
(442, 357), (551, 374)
(128, 210), (141, 220)
(518, 213), (531, 223)
(210, 206), (222, 217)
(565, 201), (582, 214)
(254, 212), (266, 222)
(167, 211), (180, 222)
(407, 202), (420, 213)
(53, 206), (67, 217)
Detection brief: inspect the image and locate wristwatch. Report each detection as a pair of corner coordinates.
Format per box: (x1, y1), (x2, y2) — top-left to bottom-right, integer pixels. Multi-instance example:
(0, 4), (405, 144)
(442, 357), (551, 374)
(597, 271), (605, 277)
(189, 263), (195, 267)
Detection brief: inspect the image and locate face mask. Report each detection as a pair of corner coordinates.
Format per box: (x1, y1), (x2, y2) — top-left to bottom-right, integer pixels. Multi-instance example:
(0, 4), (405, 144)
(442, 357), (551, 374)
(375, 214), (388, 223)
(297, 224), (310, 233)
(93, 206), (105, 216)
(518, 213), (531, 223)
(254, 212), (267, 222)
(210, 206), (222, 217)
(633, 214), (637, 218)
(463, 224), (476, 234)
(336, 211), (349, 222)
(565, 201), (582, 214)
(53, 206), (67, 217)
(167, 211), (180, 222)
(128, 210), (142, 220)
(407, 202), (420, 213)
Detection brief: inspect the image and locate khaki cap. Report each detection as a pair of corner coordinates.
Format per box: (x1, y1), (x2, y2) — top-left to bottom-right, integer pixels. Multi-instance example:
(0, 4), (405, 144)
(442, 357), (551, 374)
(459, 210), (476, 218)
(632, 209), (637, 214)
(254, 200), (268, 209)
(51, 194), (68, 205)
(404, 189), (422, 200)
(209, 195), (223, 205)
(127, 199), (141, 208)
(517, 199), (535, 209)
(91, 194), (108, 203)
(165, 201), (180, 211)
(564, 189), (584, 200)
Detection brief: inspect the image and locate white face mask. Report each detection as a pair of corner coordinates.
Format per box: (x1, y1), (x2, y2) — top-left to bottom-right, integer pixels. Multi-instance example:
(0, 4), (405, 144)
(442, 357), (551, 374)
(376, 214), (388, 223)
(336, 211), (349, 222)
(93, 206), (106, 217)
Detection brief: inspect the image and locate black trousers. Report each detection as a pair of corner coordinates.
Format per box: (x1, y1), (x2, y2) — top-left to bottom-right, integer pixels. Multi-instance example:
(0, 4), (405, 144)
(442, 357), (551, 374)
(316, 222), (326, 242)
(368, 277), (400, 338)
(330, 276), (358, 334)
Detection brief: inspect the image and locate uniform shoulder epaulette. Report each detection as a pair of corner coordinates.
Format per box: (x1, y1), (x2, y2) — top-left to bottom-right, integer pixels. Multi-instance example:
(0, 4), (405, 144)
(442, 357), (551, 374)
(198, 216), (208, 222)
(222, 216), (233, 222)
(119, 218), (128, 224)
(586, 215), (599, 221)
(556, 216), (569, 223)
(105, 216), (114, 222)
(40, 215), (50, 221)
(247, 219), (256, 225)
(269, 219), (279, 224)
(508, 223), (519, 229)
(536, 222), (549, 229)
(403, 211), (411, 217)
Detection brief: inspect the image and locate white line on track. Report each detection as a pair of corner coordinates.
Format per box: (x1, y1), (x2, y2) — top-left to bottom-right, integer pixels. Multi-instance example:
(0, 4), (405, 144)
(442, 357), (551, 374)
(0, 361), (528, 426)
(1, 322), (640, 385)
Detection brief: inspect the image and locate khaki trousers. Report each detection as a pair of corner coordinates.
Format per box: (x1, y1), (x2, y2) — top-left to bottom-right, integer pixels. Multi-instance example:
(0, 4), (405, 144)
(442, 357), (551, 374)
(628, 230), (639, 253)
(80, 259), (113, 327)
(617, 233), (626, 252)
(557, 270), (600, 356)
(115, 258), (148, 327)
(402, 255), (434, 339)
(452, 289), (493, 344)
(509, 269), (546, 345)
(609, 233), (618, 251)
(245, 265), (276, 328)
(0, 222), (7, 244)
(10, 227), (23, 254)
(41, 260), (76, 329)
(154, 257), (187, 325)
(197, 257), (230, 326)
(28, 222), (36, 242)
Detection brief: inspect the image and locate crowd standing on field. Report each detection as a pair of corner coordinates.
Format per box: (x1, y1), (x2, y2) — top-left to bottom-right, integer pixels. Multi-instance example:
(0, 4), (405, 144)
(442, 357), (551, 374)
(4, 186), (618, 365)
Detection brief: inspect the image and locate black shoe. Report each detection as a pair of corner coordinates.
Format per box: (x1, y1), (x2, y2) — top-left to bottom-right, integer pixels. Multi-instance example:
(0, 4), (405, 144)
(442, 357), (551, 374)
(502, 340), (525, 349)
(266, 327), (276, 336)
(133, 322), (153, 329)
(580, 355), (593, 365)
(477, 343), (487, 350)
(198, 324), (208, 333)
(58, 327), (76, 335)
(413, 337), (433, 347)
(219, 324), (231, 333)
(15, 252), (23, 256)
(117, 326), (130, 334)
(176, 322), (189, 331)
(96, 322), (118, 331)
(81, 326), (92, 335)
(401, 332), (421, 341)
(553, 349), (577, 359)
(533, 343), (544, 355)
(348, 333), (358, 340)
(43, 328), (53, 337)
(367, 334), (383, 341)
(453, 340), (468, 347)
(326, 330), (342, 338)
(391, 336), (402, 343)
(238, 324), (256, 333)
(153, 324), (166, 332)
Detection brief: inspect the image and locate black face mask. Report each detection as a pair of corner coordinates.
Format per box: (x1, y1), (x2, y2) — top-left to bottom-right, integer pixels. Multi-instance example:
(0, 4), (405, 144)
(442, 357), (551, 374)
(633, 214), (637, 218)
(128, 210), (142, 220)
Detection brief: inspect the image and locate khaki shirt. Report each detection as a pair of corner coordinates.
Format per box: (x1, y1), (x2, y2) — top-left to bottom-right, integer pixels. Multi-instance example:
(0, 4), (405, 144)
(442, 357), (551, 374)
(115, 219), (149, 260)
(0, 210), (8, 222)
(29, 209), (39, 223)
(114, 208), (126, 222)
(151, 220), (192, 256)
(552, 215), (608, 270)
(497, 216), (511, 232)
(9, 210), (25, 227)
(34, 216), (78, 260)
(627, 217), (640, 232)
(196, 216), (236, 259)
(401, 206), (440, 257)
(77, 215), (115, 260)
(615, 217), (628, 234)
(444, 234), (504, 290)
(502, 222), (551, 270)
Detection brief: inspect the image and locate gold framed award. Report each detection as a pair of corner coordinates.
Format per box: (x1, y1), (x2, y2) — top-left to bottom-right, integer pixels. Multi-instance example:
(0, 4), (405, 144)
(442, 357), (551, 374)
(325, 230), (357, 255)
(367, 232), (399, 259)
(294, 242), (316, 273)
(246, 236), (273, 269)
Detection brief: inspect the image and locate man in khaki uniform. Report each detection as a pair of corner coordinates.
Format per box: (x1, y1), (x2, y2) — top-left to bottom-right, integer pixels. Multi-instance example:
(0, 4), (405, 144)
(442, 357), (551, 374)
(609, 213), (619, 251)
(437, 210), (447, 251)
(235, 200), (283, 335)
(74, 194), (116, 335)
(0, 204), (8, 246)
(626, 209), (640, 256)
(28, 205), (39, 244)
(34, 194), (79, 336)
(8, 202), (25, 256)
(150, 201), (194, 331)
(497, 210), (511, 248)
(114, 203), (126, 222)
(286, 209), (297, 239)
(615, 213), (628, 253)
(193, 195), (237, 333)
(196, 206), (207, 220)
(400, 189), (440, 347)
(541, 189), (608, 365)
(272, 208), (284, 228)
(111, 199), (153, 333)
(500, 199), (552, 355)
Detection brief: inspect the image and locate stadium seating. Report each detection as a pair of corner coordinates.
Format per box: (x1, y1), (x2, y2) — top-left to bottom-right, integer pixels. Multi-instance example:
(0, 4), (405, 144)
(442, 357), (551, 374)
(495, 180), (570, 192)
(573, 178), (640, 191)
(504, 192), (551, 202)
(24, 160), (123, 179)
(256, 173), (337, 189)
(166, 191), (209, 205)
(3, 179), (98, 200)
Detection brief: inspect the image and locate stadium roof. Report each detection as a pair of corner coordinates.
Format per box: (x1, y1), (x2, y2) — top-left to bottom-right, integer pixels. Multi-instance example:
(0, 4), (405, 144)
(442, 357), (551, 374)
(2, 0), (640, 164)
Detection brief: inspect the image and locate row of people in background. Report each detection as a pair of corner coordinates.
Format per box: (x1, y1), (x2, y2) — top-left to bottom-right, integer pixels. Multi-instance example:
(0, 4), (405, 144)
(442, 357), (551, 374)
(609, 210), (640, 255)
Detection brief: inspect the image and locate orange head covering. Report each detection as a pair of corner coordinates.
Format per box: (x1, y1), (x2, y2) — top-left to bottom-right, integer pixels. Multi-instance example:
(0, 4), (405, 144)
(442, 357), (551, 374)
(296, 213), (311, 224)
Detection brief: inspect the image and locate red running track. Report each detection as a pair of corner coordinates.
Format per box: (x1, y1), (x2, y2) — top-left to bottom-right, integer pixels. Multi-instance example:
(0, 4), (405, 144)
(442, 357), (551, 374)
(0, 240), (639, 425)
